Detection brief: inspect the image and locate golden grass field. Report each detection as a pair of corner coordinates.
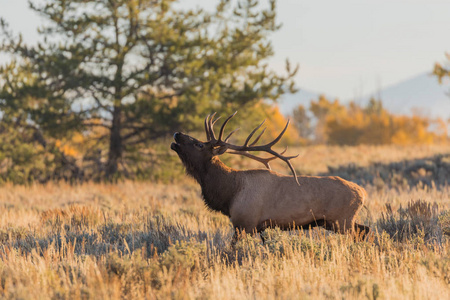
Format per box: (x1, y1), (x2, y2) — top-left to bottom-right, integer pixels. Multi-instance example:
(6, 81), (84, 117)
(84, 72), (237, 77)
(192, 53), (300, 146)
(0, 144), (449, 299)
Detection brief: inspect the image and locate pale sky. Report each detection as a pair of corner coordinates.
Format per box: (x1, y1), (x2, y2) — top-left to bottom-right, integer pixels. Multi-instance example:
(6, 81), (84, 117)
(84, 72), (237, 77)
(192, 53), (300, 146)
(1, 0), (450, 99)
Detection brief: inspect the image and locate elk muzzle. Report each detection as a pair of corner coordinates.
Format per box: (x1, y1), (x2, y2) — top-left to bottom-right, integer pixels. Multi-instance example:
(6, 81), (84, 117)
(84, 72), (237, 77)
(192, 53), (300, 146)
(171, 132), (183, 152)
(171, 132), (196, 152)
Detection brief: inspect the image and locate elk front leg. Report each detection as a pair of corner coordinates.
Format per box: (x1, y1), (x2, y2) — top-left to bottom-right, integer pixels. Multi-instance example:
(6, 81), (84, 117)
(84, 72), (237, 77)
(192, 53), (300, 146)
(230, 211), (262, 246)
(231, 226), (242, 247)
(231, 224), (262, 247)
(231, 226), (251, 247)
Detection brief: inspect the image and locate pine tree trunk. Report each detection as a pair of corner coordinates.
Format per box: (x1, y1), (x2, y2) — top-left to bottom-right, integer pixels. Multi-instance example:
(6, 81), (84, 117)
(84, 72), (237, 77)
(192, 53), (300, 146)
(106, 105), (122, 179)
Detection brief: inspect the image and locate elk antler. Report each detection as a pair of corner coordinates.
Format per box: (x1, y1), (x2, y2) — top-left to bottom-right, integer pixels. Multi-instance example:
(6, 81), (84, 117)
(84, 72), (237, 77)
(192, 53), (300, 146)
(204, 112), (300, 185)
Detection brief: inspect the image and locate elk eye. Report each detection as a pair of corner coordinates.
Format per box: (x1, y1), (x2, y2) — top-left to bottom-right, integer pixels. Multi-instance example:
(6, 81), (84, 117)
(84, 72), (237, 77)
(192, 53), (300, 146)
(194, 143), (204, 149)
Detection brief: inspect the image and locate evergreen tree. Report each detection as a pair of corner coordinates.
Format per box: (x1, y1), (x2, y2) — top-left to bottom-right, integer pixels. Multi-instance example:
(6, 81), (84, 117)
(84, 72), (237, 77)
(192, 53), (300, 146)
(0, 0), (297, 179)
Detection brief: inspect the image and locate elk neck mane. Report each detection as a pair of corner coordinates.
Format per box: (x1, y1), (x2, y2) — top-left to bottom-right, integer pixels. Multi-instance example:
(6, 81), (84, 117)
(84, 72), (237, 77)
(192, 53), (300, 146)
(185, 156), (241, 217)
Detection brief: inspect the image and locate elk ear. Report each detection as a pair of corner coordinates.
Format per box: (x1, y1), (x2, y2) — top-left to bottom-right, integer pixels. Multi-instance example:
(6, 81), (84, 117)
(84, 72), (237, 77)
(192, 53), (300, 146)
(212, 146), (227, 156)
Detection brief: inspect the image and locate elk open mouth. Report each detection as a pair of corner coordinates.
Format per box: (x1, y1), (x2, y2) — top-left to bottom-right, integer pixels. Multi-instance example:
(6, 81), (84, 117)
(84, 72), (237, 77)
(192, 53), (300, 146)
(171, 133), (181, 152)
(170, 142), (179, 151)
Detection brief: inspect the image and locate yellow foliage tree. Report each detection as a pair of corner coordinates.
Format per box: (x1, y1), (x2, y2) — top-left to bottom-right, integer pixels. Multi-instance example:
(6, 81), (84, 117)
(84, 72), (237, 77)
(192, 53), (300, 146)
(310, 95), (346, 143)
(235, 101), (304, 147)
(313, 97), (446, 145)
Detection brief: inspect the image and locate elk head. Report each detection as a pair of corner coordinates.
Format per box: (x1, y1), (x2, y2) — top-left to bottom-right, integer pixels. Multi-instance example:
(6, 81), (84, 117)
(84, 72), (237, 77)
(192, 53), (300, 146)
(171, 112), (300, 184)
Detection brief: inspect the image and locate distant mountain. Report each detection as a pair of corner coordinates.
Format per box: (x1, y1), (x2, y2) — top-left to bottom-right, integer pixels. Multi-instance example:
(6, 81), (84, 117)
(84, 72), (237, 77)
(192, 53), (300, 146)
(360, 73), (450, 119)
(278, 73), (450, 120)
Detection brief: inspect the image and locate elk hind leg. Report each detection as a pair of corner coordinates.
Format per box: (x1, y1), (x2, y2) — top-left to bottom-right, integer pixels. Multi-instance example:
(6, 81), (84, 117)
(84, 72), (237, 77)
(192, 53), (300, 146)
(256, 220), (275, 244)
(256, 220), (294, 244)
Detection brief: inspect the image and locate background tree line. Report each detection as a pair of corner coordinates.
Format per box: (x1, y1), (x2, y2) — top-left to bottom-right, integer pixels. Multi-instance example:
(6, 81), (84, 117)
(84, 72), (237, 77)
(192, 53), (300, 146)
(0, 0), (448, 184)
(290, 97), (448, 146)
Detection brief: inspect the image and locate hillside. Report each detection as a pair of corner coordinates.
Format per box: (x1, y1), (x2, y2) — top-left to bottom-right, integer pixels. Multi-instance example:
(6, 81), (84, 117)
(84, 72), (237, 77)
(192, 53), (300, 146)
(279, 73), (450, 120)
(362, 73), (450, 119)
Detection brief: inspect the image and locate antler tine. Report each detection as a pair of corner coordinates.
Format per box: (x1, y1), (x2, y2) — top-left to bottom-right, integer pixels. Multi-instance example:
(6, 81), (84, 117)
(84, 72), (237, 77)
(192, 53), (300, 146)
(286, 158), (300, 185)
(267, 119), (290, 147)
(204, 114), (211, 141)
(211, 116), (221, 126)
(266, 149), (299, 185)
(207, 112), (218, 141)
(224, 128), (240, 143)
(217, 111), (237, 142)
(248, 127), (266, 147)
(228, 147), (289, 171)
(228, 151), (273, 170)
(244, 119), (265, 147)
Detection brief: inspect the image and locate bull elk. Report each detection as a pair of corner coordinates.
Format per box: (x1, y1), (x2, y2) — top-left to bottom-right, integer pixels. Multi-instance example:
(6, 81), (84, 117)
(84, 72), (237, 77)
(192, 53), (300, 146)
(171, 112), (370, 243)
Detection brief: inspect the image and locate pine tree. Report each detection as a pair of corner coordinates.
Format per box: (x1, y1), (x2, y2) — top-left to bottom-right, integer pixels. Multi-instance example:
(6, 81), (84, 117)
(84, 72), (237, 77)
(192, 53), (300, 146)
(0, 0), (297, 179)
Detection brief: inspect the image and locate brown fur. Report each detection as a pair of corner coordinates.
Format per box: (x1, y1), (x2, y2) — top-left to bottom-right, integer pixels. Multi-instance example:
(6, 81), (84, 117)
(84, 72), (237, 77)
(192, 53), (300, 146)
(171, 132), (370, 243)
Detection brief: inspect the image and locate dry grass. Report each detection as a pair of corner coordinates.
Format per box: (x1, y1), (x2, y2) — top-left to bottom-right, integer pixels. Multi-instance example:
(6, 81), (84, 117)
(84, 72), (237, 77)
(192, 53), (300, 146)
(0, 144), (449, 299)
